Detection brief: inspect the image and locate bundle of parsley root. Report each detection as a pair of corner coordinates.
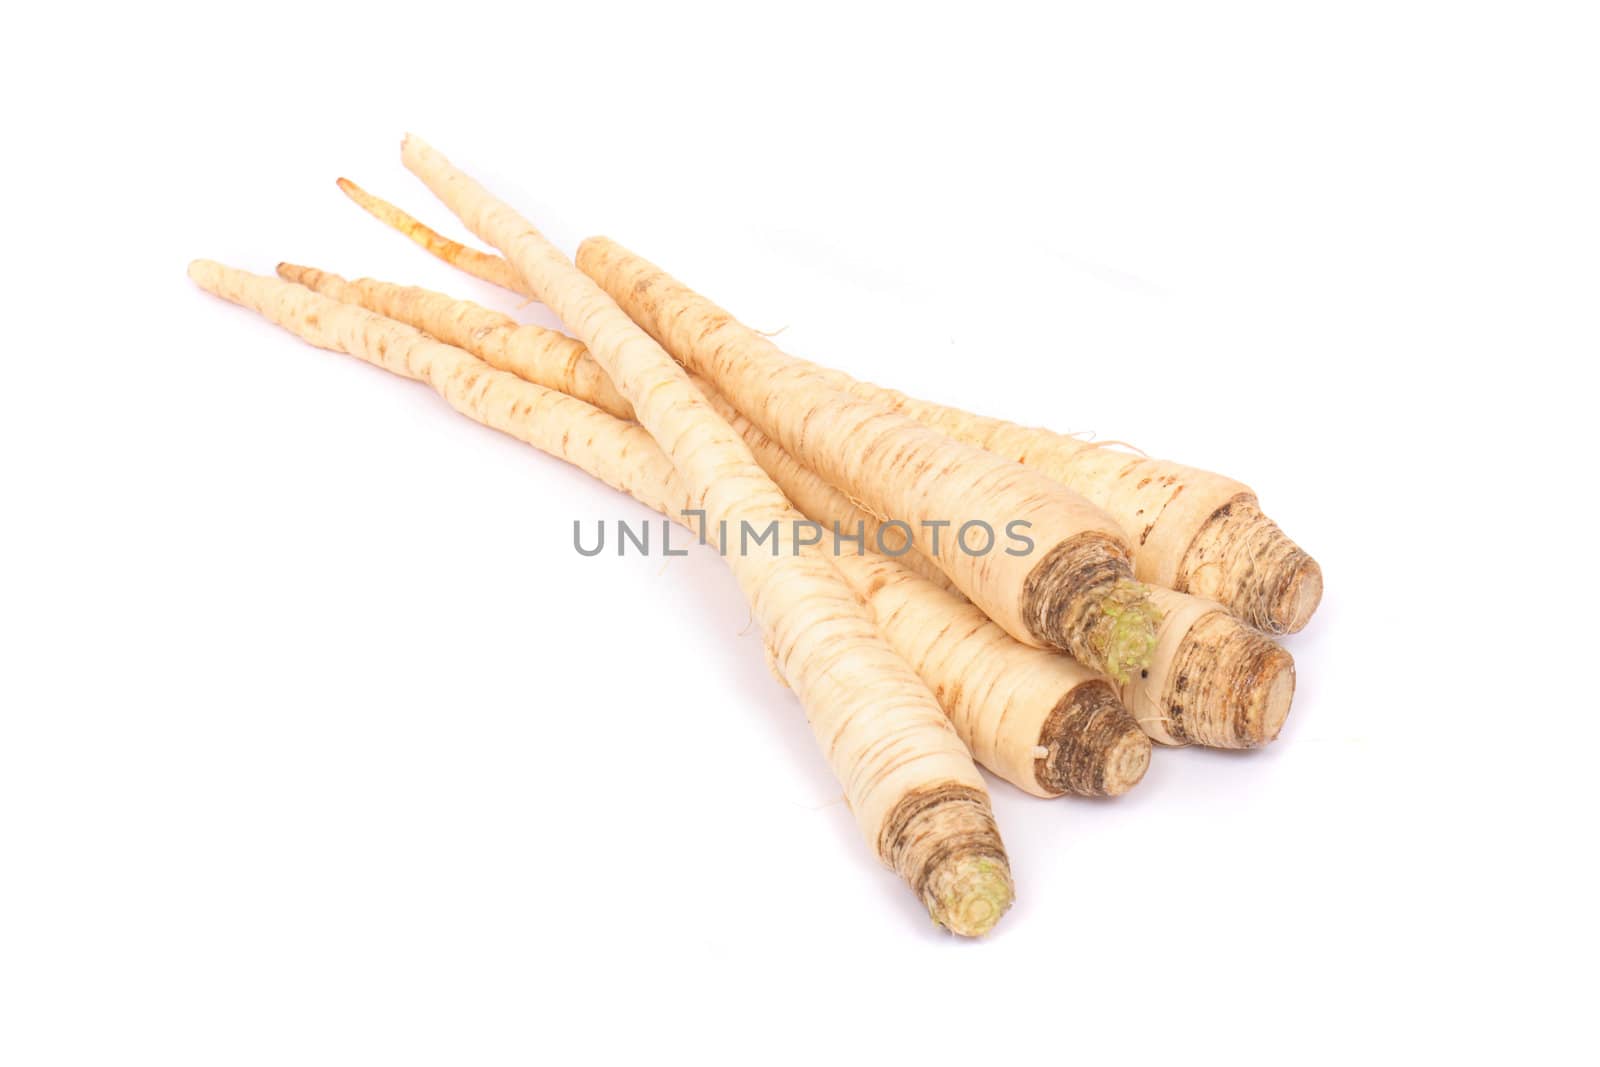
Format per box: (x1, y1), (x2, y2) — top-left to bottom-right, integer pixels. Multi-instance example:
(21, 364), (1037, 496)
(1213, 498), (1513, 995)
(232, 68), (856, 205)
(190, 136), (1320, 937)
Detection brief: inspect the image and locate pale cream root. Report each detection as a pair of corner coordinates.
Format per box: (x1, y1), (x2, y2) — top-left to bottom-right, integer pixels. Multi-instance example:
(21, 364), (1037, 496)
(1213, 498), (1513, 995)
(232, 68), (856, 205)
(277, 263), (634, 422)
(397, 137), (1011, 936)
(278, 262), (1156, 784)
(296, 255), (1146, 790)
(701, 390), (957, 593)
(800, 384), (1321, 636)
(286, 262), (1292, 750)
(193, 260), (1011, 933)
(840, 553), (1149, 796)
(572, 236), (1158, 681)
(731, 400), (1281, 753)
(337, 178), (530, 297)
(191, 263), (685, 520)
(721, 399), (1147, 793)
(334, 181), (1320, 634)
(280, 263), (955, 595)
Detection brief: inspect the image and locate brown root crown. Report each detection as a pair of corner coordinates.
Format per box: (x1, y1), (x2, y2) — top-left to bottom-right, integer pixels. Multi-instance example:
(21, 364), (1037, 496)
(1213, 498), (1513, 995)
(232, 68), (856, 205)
(880, 785), (1013, 937)
(1179, 499), (1322, 635)
(1035, 681), (1151, 797)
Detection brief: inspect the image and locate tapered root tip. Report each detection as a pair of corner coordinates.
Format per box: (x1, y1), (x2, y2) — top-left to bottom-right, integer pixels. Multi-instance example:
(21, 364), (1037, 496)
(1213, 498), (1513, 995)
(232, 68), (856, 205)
(187, 259), (220, 287)
(335, 176), (377, 212)
(924, 853), (1014, 938)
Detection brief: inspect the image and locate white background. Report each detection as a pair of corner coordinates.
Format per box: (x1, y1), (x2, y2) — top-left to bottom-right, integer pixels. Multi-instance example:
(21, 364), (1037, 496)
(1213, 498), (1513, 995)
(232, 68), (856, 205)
(3, 2), (1596, 1063)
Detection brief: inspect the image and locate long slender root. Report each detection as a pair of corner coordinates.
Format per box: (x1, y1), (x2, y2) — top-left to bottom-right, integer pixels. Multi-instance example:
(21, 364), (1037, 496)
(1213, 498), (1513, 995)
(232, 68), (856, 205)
(396, 136), (1014, 934)
(191, 258), (1012, 934)
(574, 235), (1158, 678)
(337, 177), (531, 297)
(328, 181), (1319, 635)
(284, 259), (1152, 794)
(288, 262), (1292, 751)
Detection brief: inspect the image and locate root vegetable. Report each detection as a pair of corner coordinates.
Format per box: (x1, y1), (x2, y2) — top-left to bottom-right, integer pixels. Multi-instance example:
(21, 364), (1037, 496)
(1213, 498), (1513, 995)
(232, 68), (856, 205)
(336, 177), (528, 297)
(717, 401), (1151, 790)
(290, 264), (1294, 749)
(335, 183), (1319, 634)
(190, 258), (1011, 934)
(758, 372), (1323, 638)
(730, 397), (1292, 751)
(833, 552), (1149, 794)
(570, 237), (1158, 681)
(269, 259), (1151, 793)
(1131, 588), (1294, 747)
(275, 263), (634, 422)
(395, 136), (1014, 935)
(341, 178), (1161, 680)
(278, 263), (954, 592)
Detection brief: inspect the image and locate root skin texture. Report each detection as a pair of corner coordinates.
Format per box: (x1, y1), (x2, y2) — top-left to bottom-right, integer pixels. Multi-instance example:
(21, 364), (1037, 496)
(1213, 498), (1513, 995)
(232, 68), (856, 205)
(764, 380), (1319, 636)
(396, 137), (1011, 935)
(193, 260), (1014, 931)
(277, 264), (633, 422)
(334, 183), (1320, 634)
(286, 262), (1150, 787)
(189, 262), (674, 512)
(289, 263), (1293, 751)
(726, 402), (1148, 794)
(573, 236), (1156, 679)
(1127, 589), (1295, 748)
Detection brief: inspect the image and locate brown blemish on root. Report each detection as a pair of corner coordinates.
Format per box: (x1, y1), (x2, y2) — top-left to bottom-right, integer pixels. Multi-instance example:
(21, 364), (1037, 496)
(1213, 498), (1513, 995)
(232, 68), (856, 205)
(879, 784), (1012, 937)
(1034, 681), (1150, 797)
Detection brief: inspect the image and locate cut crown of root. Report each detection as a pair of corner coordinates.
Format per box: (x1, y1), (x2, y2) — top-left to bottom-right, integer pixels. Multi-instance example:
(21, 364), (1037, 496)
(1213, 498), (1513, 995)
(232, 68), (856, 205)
(1090, 579), (1164, 684)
